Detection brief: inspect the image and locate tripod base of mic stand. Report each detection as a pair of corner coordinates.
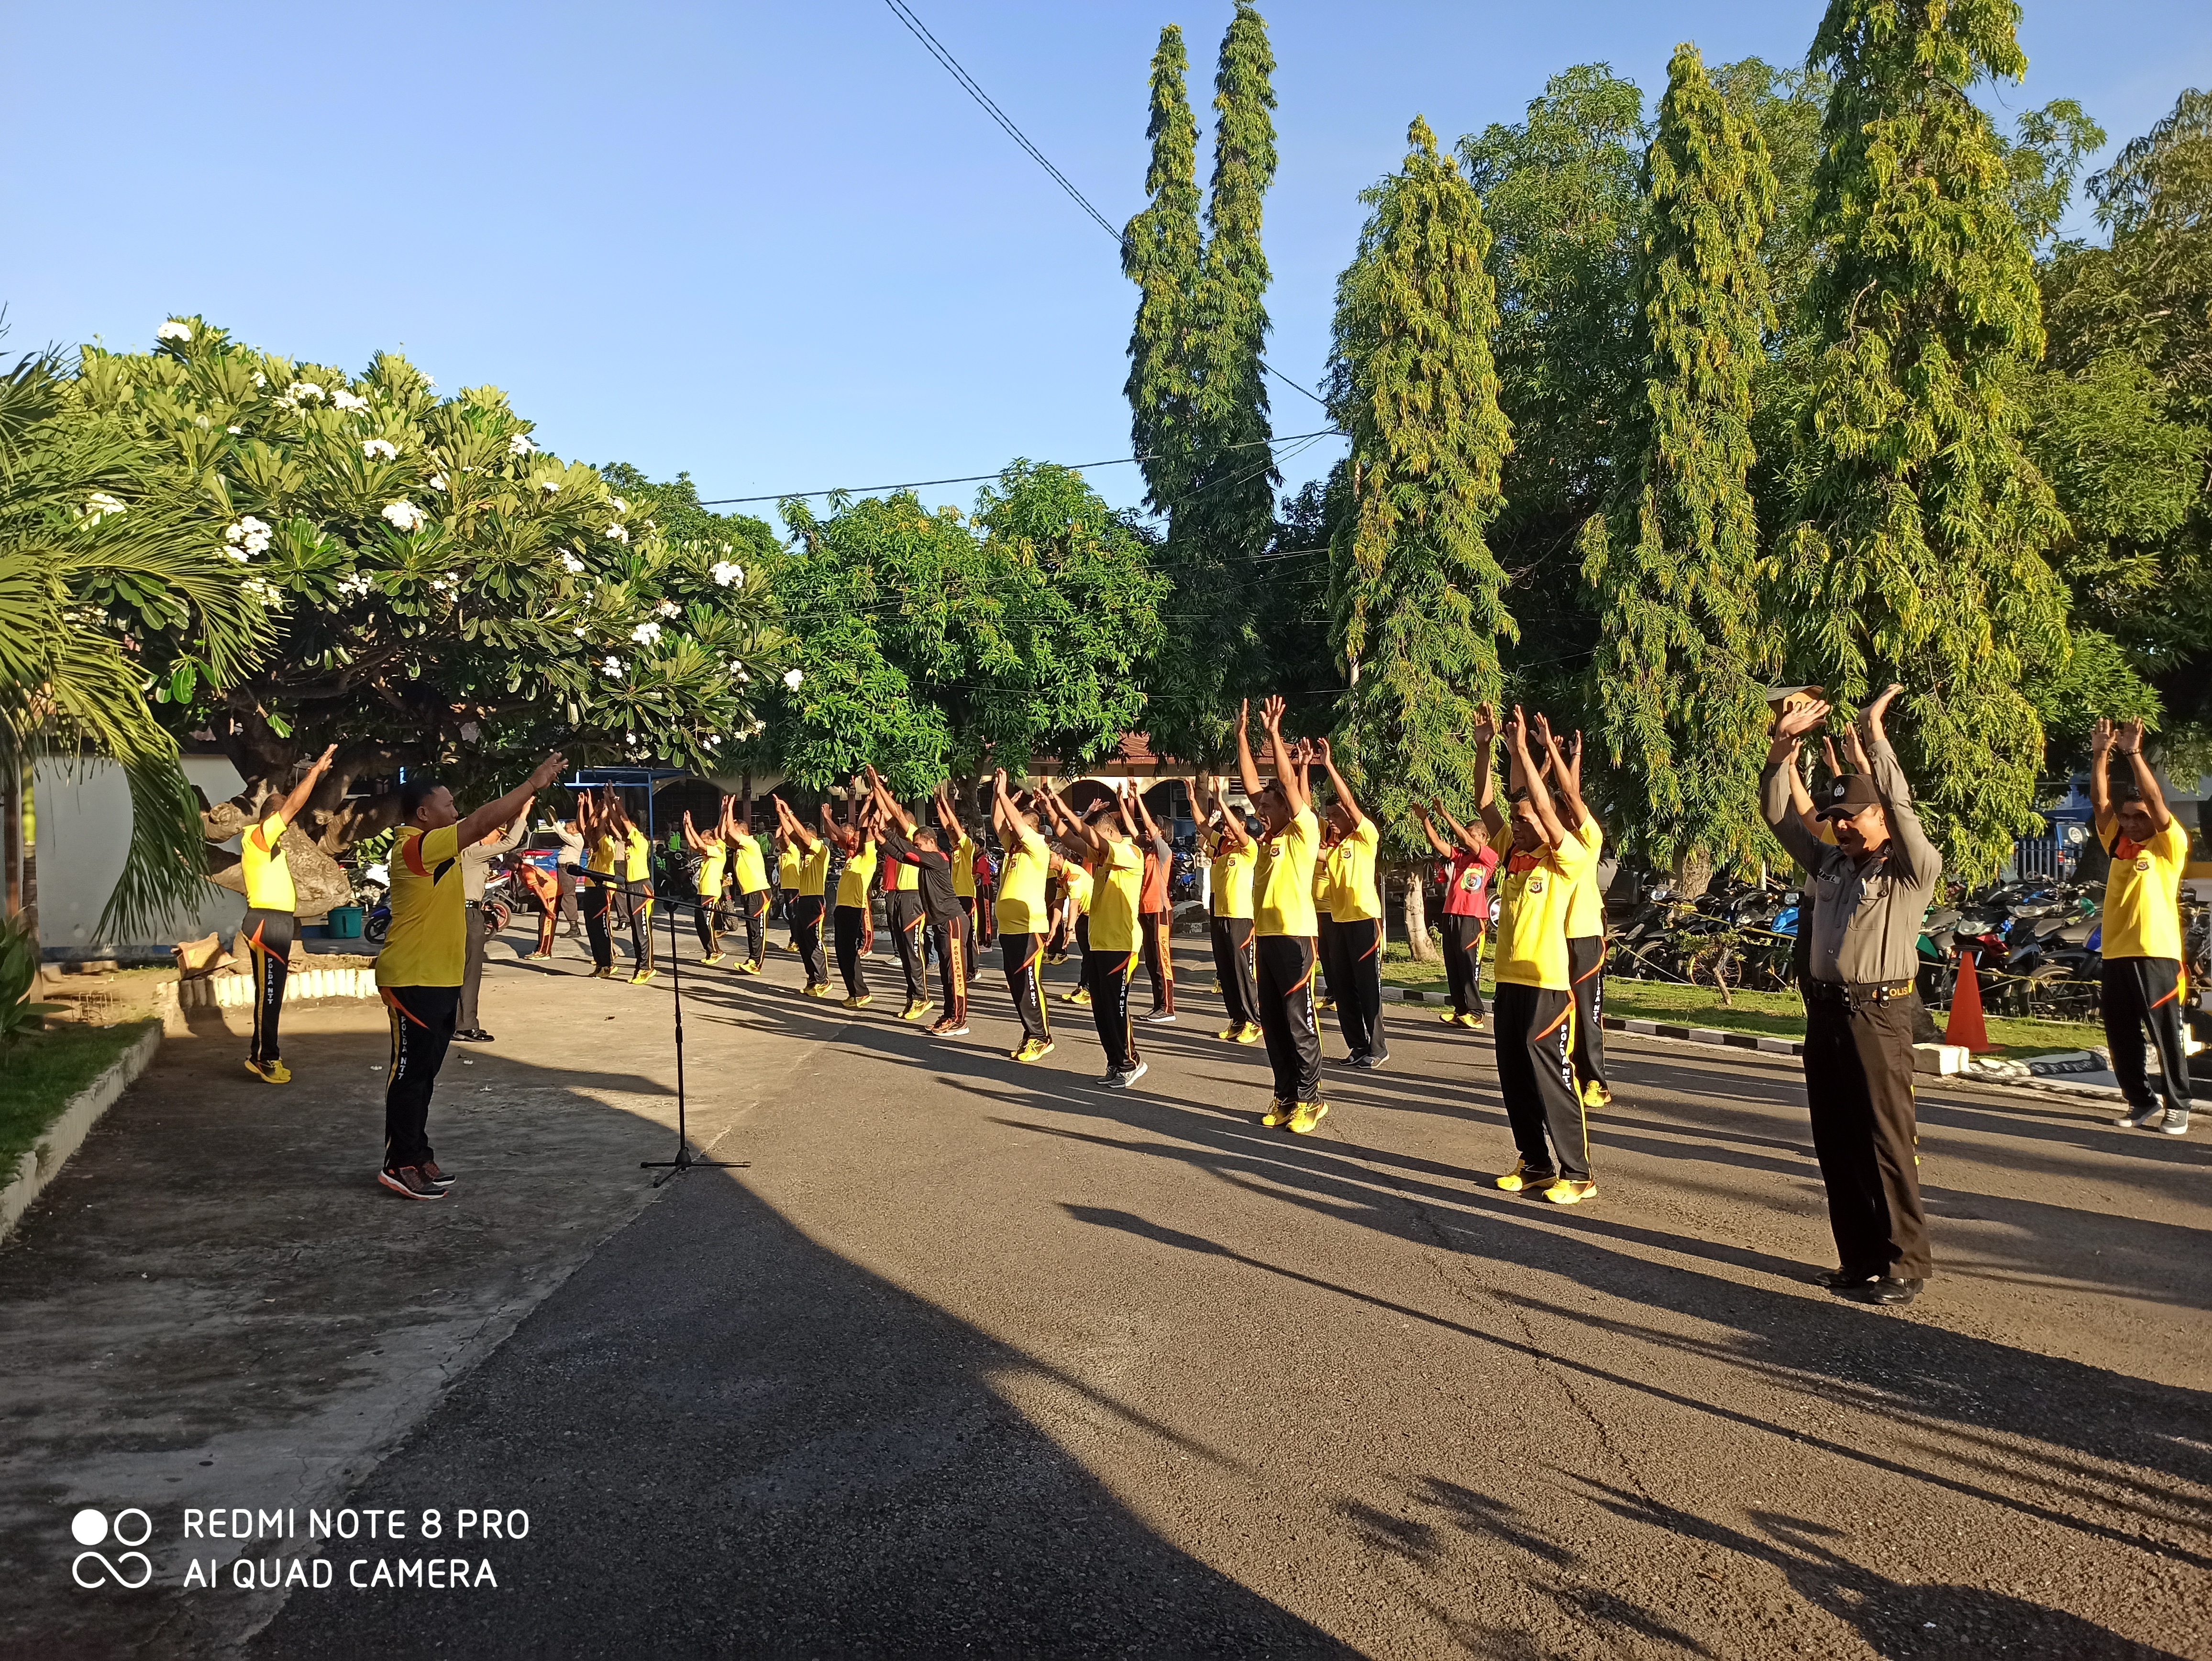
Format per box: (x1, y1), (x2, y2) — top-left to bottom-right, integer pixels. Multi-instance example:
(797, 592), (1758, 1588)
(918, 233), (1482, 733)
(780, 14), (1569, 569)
(642, 1148), (751, 1188)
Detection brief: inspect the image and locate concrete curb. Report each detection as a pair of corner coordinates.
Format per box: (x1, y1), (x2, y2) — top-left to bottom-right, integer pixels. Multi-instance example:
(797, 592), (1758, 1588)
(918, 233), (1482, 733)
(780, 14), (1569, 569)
(157, 965), (382, 1019)
(0, 1023), (162, 1244)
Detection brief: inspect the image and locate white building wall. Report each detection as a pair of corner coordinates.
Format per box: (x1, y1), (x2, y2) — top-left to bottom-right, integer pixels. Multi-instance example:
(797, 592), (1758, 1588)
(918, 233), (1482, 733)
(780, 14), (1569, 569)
(33, 755), (245, 960)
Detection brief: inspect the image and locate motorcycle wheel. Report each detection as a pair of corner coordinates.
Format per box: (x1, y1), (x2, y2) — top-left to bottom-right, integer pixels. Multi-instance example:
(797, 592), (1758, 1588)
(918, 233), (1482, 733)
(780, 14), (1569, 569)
(484, 899), (512, 936)
(363, 912), (390, 944)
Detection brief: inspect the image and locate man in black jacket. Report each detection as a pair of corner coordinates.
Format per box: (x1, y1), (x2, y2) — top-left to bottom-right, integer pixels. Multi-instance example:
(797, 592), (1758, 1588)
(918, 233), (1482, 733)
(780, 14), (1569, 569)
(866, 766), (971, 1039)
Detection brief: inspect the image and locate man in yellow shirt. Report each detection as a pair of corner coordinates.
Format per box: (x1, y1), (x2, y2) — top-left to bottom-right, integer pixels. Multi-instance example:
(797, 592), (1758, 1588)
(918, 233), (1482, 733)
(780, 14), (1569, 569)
(991, 769), (1073, 1063)
(1044, 780), (1147, 1087)
(724, 788), (773, 975)
(577, 787), (621, 978)
(825, 794), (878, 1008)
(1314, 736), (1389, 1069)
(238, 743), (337, 1083)
(681, 804), (730, 965)
(1236, 695), (1326, 1132)
(1491, 708), (1600, 1204)
(1198, 775), (1260, 1044)
(776, 832), (805, 953)
(770, 794), (835, 997)
(2093, 717), (2194, 1135)
(1542, 722), (1612, 1108)
(375, 751), (566, 1200)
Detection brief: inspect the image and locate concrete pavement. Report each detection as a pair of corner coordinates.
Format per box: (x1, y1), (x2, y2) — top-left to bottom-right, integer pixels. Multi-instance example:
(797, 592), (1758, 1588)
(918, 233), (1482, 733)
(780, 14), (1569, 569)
(5, 922), (2209, 1657)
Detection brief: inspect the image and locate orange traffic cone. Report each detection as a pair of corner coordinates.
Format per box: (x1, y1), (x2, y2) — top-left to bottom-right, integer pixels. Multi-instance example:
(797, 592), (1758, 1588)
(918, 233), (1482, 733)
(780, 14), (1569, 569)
(1945, 947), (1991, 1052)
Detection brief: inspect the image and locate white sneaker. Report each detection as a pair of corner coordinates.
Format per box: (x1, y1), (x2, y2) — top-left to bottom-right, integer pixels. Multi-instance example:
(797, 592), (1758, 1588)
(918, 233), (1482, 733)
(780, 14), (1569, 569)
(1111, 1061), (1148, 1088)
(2159, 1108), (2190, 1136)
(1140, 1010), (1176, 1025)
(2115, 1102), (2165, 1129)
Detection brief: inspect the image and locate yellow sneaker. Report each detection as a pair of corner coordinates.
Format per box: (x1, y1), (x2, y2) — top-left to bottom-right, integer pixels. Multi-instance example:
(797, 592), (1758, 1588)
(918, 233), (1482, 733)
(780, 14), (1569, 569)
(1259, 1097), (1293, 1128)
(700, 952), (726, 966)
(1011, 1037), (1056, 1063)
(244, 1058), (291, 1085)
(1460, 1013), (1487, 1030)
(591, 965), (618, 979)
(1494, 1161), (1555, 1193)
(901, 1000), (933, 1022)
(1438, 1010), (1461, 1025)
(740, 959), (765, 976)
(629, 968), (658, 985)
(1236, 1023), (1262, 1045)
(1581, 1081), (1612, 1109)
(1216, 1023), (1242, 1041)
(1288, 1100), (1329, 1135)
(1060, 986), (1091, 1006)
(1314, 996), (1335, 1013)
(802, 982), (832, 998)
(1542, 1178), (1597, 1206)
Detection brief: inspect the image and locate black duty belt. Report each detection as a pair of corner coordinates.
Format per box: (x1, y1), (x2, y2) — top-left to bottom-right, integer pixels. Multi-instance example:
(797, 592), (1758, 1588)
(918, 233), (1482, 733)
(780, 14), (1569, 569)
(1805, 978), (1914, 1007)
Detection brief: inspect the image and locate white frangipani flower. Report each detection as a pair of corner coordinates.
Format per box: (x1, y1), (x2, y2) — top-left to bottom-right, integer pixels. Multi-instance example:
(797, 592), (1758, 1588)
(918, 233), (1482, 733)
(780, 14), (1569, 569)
(224, 515), (274, 557)
(604, 524), (630, 543)
(630, 620), (663, 646)
(539, 478), (560, 495)
(783, 668), (804, 690)
(508, 434), (535, 456)
(156, 320), (192, 342)
(251, 371), (268, 388)
(381, 500), (427, 532)
(610, 497), (629, 514)
(362, 438), (398, 461)
(83, 492), (128, 524)
(709, 560), (743, 587)
(572, 626), (587, 638)
(288, 381), (325, 401)
(560, 552), (586, 574)
(226, 425), (243, 434)
(653, 599), (678, 619)
(335, 571), (376, 598)
(601, 656), (625, 677)
(427, 473), (449, 492)
(331, 388), (369, 412)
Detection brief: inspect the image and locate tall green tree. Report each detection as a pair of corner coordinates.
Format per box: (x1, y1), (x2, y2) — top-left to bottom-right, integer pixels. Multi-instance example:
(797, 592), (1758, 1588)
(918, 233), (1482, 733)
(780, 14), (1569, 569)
(1780, 0), (2074, 882)
(1125, 4), (1280, 763)
(1327, 116), (1515, 920)
(1584, 42), (1781, 883)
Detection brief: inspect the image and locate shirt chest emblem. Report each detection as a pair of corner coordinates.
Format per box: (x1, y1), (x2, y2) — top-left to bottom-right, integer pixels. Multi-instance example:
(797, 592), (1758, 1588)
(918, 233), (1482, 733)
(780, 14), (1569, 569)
(1526, 876), (1546, 895)
(2135, 858), (2151, 872)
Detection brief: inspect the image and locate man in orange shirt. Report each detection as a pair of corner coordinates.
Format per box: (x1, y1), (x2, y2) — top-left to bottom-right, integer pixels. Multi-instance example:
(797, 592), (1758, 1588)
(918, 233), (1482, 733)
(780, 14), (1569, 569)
(1130, 786), (1177, 1024)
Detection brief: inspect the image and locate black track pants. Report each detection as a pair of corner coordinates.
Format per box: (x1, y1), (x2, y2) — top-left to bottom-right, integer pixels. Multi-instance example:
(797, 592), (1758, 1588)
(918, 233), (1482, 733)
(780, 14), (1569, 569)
(739, 888), (768, 964)
(1568, 935), (1607, 1096)
(791, 895), (827, 987)
(382, 984), (459, 1171)
(1325, 915), (1388, 1061)
(1441, 913), (1486, 1019)
(1492, 981), (1587, 1181)
(1140, 910), (1175, 1014)
(242, 907), (295, 1063)
(834, 905), (869, 998)
(1210, 916), (1256, 1030)
(935, 911), (970, 1022)
(2102, 955), (2192, 1115)
(889, 893), (929, 1005)
(1002, 931), (1050, 1044)
(1086, 945), (1139, 1073)
(1254, 934), (1322, 1103)
(584, 885), (615, 969)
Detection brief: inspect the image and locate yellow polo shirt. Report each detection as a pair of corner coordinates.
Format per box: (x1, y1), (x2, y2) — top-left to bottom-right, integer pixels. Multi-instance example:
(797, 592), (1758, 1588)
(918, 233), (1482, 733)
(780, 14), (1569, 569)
(836, 840), (877, 908)
(621, 827), (651, 883)
(376, 824), (465, 988)
(1206, 829), (1254, 920)
(1254, 808), (1320, 939)
(697, 841), (728, 899)
(2101, 819), (2188, 961)
(1088, 840), (1144, 952)
(731, 834), (769, 896)
(1493, 825), (1598, 992)
(241, 810), (297, 912)
(587, 833), (616, 875)
(951, 831), (977, 900)
(1326, 818), (1382, 923)
(1564, 812), (1605, 940)
(996, 824), (1052, 936)
(799, 840), (831, 898)
(778, 843), (803, 890)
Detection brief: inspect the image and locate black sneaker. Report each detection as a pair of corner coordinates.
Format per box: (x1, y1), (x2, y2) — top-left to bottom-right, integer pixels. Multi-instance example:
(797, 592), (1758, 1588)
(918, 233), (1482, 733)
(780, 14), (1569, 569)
(421, 1160), (457, 1188)
(1349, 1053), (1385, 1070)
(1838, 1276), (1922, 1306)
(453, 1029), (494, 1043)
(1104, 1061), (1149, 1089)
(377, 1166), (443, 1201)
(1813, 1269), (1877, 1291)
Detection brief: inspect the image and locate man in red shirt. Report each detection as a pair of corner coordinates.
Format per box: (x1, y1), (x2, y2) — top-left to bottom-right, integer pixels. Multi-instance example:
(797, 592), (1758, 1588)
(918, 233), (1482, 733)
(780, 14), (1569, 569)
(1412, 711), (1504, 1029)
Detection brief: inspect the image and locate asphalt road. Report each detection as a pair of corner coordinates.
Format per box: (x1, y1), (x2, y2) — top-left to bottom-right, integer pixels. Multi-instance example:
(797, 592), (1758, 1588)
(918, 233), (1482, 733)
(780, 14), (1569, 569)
(252, 942), (2209, 1659)
(7, 927), (2207, 1658)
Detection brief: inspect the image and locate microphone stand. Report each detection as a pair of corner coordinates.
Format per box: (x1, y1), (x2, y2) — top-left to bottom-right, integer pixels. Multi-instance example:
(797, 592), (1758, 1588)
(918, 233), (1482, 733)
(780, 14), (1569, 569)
(566, 864), (747, 1186)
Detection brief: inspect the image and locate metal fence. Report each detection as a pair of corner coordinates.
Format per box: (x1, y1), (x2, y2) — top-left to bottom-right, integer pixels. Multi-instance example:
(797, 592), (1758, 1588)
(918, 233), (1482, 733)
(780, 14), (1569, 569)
(2011, 835), (2062, 881)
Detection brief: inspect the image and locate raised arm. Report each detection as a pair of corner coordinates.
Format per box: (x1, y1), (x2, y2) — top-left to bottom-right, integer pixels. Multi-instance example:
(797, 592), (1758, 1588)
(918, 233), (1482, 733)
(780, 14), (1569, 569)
(680, 809), (709, 853)
(1761, 699), (1829, 873)
(935, 780), (969, 843)
(1857, 683), (1941, 882)
(1504, 709), (1566, 849)
(1262, 696), (1307, 815)
(1410, 801), (1455, 860)
(1314, 736), (1365, 828)
(2115, 716), (2172, 834)
(1540, 720), (1591, 829)
(863, 764), (915, 835)
(458, 753), (567, 851)
(1470, 704), (1506, 838)
(1234, 698), (1265, 803)
(253, 743), (338, 850)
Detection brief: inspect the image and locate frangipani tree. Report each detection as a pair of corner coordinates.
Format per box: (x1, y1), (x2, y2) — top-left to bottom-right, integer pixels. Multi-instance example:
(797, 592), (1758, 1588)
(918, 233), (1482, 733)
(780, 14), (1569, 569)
(70, 317), (785, 906)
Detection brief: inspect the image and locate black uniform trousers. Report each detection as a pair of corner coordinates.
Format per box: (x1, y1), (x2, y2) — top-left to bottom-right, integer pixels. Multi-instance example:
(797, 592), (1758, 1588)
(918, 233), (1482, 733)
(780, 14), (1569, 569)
(1254, 934), (1322, 1103)
(382, 984), (459, 1171)
(974, 883), (996, 947)
(2103, 956), (2192, 1114)
(1210, 915), (1257, 1030)
(241, 907), (295, 1063)
(1324, 915), (1388, 1061)
(1315, 915), (1342, 1007)
(790, 894), (828, 987)
(1567, 935), (1608, 1096)
(1140, 909), (1175, 1014)
(737, 886), (768, 964)
(583, 883), (615, 969)
(933, 910), (970, 1022)
(1802, 987), (1931, 1281)
(1086, 944), (1139, 1072)
(1440, 912), (1486, 1019)
(888, 892), (929, 1005)
(833, 904), (869, 998)
(1002, 931), (1051, 1044)
(623, 888), (653, 968)
(1492, 981), (1588, 1181)
(693, 882), (724, 955)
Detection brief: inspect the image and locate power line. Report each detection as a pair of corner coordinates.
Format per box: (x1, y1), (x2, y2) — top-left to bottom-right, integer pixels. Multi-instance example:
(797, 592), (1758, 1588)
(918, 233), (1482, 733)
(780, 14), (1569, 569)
(694, 428), (1343, 508)
(881, 0), (1335, 414)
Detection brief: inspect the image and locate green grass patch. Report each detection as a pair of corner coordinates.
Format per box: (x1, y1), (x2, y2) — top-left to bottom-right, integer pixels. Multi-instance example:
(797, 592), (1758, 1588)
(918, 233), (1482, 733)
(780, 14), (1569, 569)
(0, 1019), (159, 1173)
(1377, 942), (2099, 1062)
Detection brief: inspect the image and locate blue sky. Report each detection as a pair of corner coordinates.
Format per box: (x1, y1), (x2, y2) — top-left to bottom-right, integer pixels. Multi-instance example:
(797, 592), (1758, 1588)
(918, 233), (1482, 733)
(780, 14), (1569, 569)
(6, 2), (2208, 525)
